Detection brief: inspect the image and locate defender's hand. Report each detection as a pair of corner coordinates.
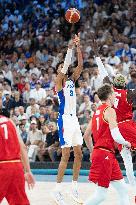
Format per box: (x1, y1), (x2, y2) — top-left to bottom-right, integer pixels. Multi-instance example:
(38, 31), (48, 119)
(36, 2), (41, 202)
(25, 171), (35, 190)
(73, 33), (80, 47)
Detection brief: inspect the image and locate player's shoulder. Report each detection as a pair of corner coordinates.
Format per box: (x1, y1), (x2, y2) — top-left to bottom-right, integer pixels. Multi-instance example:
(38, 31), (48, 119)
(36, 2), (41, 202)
(0, 116), (9, 124)
(104, 107), (115, 116)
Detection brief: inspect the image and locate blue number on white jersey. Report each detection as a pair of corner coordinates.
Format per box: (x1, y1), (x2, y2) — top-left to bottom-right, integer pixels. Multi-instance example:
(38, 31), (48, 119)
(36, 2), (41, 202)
(70, 90), (73, 96)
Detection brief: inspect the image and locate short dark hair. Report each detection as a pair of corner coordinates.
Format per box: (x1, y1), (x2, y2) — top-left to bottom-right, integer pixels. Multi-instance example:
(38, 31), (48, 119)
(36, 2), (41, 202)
(56, 61), (64, 71)
(97, 84), (113, 101)
(131, 72), (136, 79)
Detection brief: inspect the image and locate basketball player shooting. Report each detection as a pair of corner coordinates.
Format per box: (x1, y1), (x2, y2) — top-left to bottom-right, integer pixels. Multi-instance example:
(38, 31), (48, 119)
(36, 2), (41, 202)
(83, 84), (131, 205)
(52, 33), (83, 205)
(0, 105), (35, 204)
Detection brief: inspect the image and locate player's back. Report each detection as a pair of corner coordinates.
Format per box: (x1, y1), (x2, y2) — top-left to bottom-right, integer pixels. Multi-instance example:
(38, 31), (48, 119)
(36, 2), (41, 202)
(0, 116), (20, 161)
(113, 87), (133, 122)
(92, 103), (115, 153)
(57, 79), (76, 115)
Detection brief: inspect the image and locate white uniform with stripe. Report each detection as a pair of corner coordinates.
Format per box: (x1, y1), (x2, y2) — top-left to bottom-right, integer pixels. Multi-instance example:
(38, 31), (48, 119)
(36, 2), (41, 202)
(57, 79), (83, 148)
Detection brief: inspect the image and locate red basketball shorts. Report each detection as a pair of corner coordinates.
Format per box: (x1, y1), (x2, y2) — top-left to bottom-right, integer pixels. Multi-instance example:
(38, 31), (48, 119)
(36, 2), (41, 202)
(89, 149), (123, 188)
(118, 120), (136, 151)
(0, 162), (30, 205)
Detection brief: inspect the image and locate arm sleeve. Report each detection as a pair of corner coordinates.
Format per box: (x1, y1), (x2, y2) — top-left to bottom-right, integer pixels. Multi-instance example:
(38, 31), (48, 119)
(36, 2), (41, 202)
(110, 127), (128, 145)
(95, 57), (109, 79)
(61, 48), (73, 74)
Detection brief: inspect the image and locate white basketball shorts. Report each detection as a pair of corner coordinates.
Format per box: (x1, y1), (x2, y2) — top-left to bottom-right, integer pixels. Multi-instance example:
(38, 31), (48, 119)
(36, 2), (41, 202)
(57, 114), (83, 148)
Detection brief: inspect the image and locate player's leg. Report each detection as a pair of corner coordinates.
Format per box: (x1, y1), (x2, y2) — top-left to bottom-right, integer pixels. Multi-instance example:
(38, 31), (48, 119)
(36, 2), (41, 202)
(71, 145), (83, 203)
(53, 115), (72, 204)
(120, 146), (136, 202)
(6, 163), (30, 205)
(110, 154), (130, 205)
(57, 147), (71, 183)
(120, 146), (136, 186)
(0, 164), (12, 203)
(71, 118), (83, 203)
(84, 149), (113, 205)
(84, 185), (108, 205)
(73, 145), (82, 181)
(118, 121), (136, 186)
(72, 117), (83, 182)
(52, 147), (70, 205)
(110, 179), (130, 205)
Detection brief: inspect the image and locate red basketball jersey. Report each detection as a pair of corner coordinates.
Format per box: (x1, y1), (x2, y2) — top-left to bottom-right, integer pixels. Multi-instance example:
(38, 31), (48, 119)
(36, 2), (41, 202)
(0, 116), (20, 161)
(92, 103), (115, 153)
(113, 87), (133, 122)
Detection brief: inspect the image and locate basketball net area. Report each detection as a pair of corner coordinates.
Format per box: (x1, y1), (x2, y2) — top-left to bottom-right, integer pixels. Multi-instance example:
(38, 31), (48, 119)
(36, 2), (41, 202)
(1, 181), (135, 205)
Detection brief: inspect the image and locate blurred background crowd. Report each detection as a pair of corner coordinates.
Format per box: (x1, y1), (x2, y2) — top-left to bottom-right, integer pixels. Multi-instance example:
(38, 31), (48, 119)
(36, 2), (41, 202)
(0, 0), (136, 162)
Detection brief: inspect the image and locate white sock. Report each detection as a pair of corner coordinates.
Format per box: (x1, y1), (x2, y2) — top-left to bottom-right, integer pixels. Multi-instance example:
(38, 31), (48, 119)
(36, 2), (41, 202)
(72, 180), (78, 190)
(55, 183), (62, 192)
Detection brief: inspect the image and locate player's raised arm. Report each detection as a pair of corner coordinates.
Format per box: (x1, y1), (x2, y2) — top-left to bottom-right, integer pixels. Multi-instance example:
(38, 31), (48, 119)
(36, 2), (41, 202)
(72, 33), (83, 82)
(56, 41), (73, 92)
(83, 119), (93, 152)
(104, 107), (131, 148)
(91, 38), (110, 83)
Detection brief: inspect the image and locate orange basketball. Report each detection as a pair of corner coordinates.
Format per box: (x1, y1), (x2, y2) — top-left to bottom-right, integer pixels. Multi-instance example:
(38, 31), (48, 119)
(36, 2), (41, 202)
(65, 8), (80, 24)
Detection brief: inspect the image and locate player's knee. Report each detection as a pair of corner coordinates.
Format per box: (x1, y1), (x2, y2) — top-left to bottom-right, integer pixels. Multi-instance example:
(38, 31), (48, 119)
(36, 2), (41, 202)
(61, 150), (70, 162)
(74, 148), (83, 161)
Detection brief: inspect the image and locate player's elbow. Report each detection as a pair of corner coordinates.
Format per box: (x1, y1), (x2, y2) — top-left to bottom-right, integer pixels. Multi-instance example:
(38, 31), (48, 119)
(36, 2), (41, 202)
(83, 134), (89, 141)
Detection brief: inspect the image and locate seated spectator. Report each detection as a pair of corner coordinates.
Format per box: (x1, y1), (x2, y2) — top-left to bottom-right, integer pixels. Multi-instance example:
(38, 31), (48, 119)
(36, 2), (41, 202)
(26, 97), (39, 118)
(79, 110), (92, 133)
(19, 123), (28, 144)
(122, 44), (136, 61)
(12, 91), (24, 108)
(2, 91), (14, 111)
(82, 69), (91, 84)
(18, 106), (27, 119)
(78, 94), (92, 118)
(26, 120), (43, 162)
(37, 122), (59, 162)
(41, 73), (51, 91)
(30, 73), (38, 89)
(23, 82), (31, 104)
(16, 75), (26, 93)
(18, 115), (30, 132)
(29, 62), (41, 78)
(38, 114), (46, 129)
(39, 105), (46, 117)
(80, 80), (92, 97)
(30, 80), (46, 104)
(106, 50), (121, 66)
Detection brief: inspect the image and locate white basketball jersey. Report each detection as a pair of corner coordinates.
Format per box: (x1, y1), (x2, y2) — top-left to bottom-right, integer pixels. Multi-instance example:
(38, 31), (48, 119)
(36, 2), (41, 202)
(58, 79), (76, 115)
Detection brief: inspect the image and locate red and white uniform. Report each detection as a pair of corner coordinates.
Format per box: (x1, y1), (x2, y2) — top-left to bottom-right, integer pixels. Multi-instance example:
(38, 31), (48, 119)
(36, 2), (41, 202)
(0, 115), (29, 205)
(113, 87), (133, 122)
(113, 87), (136, 149)
(89, 104), (123, 188)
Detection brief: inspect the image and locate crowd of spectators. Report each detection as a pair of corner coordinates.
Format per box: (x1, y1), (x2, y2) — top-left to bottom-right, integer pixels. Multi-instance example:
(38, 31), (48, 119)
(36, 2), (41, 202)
(0, 0), (136, 162)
